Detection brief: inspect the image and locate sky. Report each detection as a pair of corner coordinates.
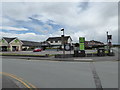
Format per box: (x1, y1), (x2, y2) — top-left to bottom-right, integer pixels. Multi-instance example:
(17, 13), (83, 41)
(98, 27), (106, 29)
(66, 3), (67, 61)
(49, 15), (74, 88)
(0, 1), (118, 44)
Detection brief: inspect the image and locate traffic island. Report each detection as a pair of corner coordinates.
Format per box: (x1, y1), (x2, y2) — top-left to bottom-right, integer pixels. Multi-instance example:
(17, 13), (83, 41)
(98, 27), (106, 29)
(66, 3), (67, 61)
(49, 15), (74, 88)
(55, 51), (115, 58)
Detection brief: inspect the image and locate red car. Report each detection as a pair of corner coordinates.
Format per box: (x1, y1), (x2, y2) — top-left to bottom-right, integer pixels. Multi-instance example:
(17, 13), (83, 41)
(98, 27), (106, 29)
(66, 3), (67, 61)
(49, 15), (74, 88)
(33, 48), (42, 52)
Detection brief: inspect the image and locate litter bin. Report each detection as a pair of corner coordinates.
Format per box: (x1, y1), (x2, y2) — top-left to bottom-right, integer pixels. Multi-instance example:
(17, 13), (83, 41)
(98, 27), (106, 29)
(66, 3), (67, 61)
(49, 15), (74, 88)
(74, 50), (86, 57)
(107, 49), (115, 56)
(97, 49), (105, 56)
(78, 50), (86, 57)
(74, 50), (79, 57)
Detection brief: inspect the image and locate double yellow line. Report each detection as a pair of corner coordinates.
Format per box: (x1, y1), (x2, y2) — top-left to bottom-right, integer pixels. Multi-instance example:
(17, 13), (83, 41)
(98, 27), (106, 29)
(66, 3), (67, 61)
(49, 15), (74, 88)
(0, 72), (37, 90)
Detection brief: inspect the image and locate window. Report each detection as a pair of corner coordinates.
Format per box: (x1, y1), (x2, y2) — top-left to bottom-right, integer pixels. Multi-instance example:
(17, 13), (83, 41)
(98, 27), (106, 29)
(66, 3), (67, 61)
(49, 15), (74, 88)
(55, 41), (58, 43)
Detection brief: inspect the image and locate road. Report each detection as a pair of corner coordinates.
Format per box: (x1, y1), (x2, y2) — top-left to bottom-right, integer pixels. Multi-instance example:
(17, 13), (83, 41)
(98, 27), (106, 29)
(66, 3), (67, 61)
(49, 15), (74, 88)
(1, 57), (118, 89)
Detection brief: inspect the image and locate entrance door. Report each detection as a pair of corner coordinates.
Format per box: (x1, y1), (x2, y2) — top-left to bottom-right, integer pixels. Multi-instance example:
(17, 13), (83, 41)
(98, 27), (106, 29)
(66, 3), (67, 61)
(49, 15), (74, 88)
(2, 46), (7, 51)
(12, 46), (17, 51)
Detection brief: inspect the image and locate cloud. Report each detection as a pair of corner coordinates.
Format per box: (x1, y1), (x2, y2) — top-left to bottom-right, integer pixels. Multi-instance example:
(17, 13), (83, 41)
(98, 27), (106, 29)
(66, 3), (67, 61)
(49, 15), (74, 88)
(1, 2), (118, 44)
(0, 26), (28, 31)
(0, 32), (48, 42)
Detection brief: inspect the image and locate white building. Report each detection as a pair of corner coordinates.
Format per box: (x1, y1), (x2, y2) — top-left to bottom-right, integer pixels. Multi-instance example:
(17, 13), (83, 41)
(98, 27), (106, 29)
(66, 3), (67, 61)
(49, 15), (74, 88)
(46, 36), (72, 48)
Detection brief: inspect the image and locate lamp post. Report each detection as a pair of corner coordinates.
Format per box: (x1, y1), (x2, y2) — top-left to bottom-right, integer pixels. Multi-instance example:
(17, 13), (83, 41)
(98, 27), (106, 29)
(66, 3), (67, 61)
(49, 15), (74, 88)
(106, 31), (109, 51)
(106, 31), (112, 54)
(61, 28), (65, 56)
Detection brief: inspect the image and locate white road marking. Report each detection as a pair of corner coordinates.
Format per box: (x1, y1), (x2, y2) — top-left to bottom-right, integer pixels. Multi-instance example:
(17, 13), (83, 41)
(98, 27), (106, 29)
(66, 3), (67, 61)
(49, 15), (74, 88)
(74, 59), (93, 61)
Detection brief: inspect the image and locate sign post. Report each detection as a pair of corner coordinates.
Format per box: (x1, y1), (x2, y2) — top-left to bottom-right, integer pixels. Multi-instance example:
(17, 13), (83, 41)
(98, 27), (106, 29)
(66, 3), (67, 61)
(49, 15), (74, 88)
(79, 37), (85, 50)
(79, 37), (85, 57)
(106, 31), (113, 56)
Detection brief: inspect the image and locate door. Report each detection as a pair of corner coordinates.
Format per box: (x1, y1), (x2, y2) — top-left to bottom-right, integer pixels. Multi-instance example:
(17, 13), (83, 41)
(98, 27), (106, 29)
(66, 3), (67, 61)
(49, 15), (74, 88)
(12, 46), (17, 51)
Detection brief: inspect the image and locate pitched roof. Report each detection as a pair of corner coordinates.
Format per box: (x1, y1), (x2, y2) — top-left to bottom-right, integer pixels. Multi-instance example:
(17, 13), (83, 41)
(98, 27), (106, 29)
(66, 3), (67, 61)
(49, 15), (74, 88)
(46, 36), (72, 41)
(89, 40), (104, 44)
(3, 37), (16, 43)
(21, 40), (41, 46)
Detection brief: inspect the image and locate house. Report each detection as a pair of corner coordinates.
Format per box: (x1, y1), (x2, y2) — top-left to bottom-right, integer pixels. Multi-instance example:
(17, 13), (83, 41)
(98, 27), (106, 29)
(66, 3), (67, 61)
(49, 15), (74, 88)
(0, 37), (23, 51)
(46, 36), (72, 48)
(72, 40), (104, 49)
(85, 40), (104, 48)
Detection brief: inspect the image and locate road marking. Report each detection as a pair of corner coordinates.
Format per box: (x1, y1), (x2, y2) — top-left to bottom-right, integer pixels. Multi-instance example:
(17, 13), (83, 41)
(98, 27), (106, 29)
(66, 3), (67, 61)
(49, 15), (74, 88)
(0, 72), (37, 89)
(89, 62), (103, 89)
(74, 59), (93, 61)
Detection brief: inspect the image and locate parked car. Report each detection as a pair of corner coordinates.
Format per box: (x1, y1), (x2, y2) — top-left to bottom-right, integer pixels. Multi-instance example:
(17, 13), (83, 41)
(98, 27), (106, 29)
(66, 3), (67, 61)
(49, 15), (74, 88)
(33, 48), (42, 52)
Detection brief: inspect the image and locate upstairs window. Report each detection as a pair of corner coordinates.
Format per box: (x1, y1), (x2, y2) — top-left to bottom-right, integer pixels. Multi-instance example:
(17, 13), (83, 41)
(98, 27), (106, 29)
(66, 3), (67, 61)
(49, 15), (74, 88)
(55, 41), (58, 43)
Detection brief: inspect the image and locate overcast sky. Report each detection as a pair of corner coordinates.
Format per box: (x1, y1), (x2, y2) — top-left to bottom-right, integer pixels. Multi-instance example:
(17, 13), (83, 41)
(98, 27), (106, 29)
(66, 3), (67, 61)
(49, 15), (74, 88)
(0, 2), (118, 44)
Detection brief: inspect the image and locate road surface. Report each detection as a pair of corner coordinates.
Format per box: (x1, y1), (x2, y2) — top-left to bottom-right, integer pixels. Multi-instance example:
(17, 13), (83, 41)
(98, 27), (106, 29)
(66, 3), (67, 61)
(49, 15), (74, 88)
(1, 57), (118, 88)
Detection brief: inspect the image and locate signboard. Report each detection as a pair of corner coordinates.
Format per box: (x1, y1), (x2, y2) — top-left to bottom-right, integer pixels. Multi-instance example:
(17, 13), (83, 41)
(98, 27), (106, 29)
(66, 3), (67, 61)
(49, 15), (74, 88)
(79, 37), (85, 50)
(64, 44), (71, 51)
(79, 37), (85, 43)
(107, 35), (112, 40)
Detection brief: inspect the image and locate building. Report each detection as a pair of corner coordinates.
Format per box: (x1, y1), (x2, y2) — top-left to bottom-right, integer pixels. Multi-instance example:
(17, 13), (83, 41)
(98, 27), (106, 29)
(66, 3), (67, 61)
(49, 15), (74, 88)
(21, 40), (41, 51)
(0, 37), (48, 51)
(46, 36), (72, 48)
(85, 40), (104, 48)
(0, 37), (23, 51)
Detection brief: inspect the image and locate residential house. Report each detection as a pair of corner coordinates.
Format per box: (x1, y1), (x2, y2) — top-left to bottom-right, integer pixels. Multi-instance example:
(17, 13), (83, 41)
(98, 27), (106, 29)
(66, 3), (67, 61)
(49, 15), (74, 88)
(46, 36), (72, 48)
(85, 40), (104, 48)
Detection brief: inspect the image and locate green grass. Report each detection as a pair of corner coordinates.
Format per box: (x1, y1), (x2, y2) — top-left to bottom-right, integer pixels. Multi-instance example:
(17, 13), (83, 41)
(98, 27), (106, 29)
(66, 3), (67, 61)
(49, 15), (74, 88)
(0, 52), (56, 57)
(89, 51), (108, 54)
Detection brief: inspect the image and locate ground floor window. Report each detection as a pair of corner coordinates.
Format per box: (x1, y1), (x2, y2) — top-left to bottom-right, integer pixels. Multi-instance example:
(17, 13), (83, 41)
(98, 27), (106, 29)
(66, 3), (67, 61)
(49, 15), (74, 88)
(1, 46), (8, 51)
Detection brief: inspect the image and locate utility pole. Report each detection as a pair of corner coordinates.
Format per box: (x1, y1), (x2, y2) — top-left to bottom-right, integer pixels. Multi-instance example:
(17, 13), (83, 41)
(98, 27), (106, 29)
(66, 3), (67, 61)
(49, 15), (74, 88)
(61, 28), (65, 56)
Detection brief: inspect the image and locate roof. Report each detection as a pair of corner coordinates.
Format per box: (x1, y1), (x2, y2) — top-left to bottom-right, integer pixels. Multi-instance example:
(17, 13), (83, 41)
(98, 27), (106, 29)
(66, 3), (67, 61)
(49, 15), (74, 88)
(46, 36), (72, 41)
(3, 37), (17, 43)
(89, 40), (104, 44)
(85, 40), (104, 44)
(21, 40), (41, 47)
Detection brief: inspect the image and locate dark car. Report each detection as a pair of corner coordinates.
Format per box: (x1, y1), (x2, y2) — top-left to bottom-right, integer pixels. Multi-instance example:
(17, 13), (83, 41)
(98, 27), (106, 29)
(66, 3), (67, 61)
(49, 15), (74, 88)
(33, 48), (42, 52)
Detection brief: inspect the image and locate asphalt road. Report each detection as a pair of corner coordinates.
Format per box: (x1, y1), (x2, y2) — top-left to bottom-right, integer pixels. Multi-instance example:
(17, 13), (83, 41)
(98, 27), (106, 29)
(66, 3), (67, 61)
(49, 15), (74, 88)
(1, 57), (118, 88)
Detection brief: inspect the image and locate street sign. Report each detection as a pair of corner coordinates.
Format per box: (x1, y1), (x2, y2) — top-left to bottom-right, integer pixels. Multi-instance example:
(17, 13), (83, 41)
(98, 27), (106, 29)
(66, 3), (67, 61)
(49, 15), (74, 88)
(79, 37), (85, 50)
(107, 35), (112, 39)
(65, 44), (71, 51)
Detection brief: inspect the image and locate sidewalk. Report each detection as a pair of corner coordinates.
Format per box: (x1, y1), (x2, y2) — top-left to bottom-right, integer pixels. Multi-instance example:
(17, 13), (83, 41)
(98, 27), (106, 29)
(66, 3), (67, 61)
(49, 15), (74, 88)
(2, 53), (118, 62)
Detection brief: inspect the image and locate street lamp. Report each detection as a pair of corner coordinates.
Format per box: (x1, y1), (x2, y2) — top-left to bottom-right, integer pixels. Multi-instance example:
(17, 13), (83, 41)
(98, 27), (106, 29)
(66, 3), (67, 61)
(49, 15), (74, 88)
(106, 31), (112, 54)
(61, 28), (65, 56)
(106, 31), (109, 51)
(61, 28), (64, 35)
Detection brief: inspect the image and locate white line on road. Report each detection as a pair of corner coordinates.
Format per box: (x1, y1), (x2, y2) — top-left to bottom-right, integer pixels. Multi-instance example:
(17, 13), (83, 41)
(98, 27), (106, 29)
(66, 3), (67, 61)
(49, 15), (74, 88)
(74, 59), (93, 61)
